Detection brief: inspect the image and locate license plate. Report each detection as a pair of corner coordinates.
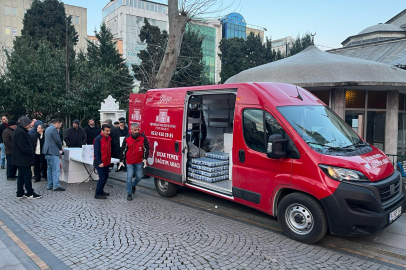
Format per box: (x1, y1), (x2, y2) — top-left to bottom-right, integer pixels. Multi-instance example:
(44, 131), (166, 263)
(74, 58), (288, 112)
(389, 206), (402, 223)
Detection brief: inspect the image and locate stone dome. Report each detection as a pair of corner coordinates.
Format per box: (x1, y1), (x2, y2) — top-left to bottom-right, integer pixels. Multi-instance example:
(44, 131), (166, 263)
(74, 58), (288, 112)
(358, 23), (403, 35)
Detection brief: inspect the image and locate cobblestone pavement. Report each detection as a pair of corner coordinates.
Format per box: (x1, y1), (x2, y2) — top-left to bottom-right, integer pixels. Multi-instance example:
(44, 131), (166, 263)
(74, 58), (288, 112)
(0, 172), (400, 270)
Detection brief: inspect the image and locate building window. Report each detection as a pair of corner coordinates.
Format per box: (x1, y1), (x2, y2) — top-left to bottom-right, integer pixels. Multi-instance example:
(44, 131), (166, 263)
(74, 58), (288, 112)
(158, 5), (162, 13)
(5, 6), (10, 15)
(12, 7), (17, 16)
(345, 90), (387, 151)
(311, 90), (330, 106)
(75, 16), (80, 24)
(346, 90), (365, 108)
(368, 91), (386, 109)
(130, 0), (133, 7)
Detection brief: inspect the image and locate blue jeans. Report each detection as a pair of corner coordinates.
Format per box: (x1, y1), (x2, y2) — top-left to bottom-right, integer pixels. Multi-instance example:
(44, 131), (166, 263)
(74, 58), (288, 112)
(126, 163), (143, 195)
(45, 155), (61, 190)
(0, 143), (5, 166)
(95, 166), (109, 196)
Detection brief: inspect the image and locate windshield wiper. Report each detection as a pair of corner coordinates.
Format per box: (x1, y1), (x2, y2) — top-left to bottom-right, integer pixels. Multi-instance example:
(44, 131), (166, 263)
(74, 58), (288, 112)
(306, 142), (341, 149)
(341, 141), (367, 149)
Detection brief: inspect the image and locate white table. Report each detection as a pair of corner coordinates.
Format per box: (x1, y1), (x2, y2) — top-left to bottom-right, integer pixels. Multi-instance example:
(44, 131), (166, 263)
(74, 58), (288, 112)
(59, 151), (119, 183)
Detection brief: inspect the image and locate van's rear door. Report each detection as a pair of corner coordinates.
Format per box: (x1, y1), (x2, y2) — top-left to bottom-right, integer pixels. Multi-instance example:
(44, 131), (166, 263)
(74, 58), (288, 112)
(142, 90), (186, 185)
(129, 94), (145, 130)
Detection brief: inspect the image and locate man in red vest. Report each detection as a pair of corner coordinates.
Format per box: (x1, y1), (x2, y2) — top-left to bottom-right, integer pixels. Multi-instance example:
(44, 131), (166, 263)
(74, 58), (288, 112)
(118, 123), (149, 201)
(93, 124), (112, 199)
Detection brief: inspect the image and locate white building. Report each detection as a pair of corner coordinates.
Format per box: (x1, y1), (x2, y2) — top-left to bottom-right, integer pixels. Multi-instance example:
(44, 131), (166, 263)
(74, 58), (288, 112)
(271, 36), (295, 56)
(102, 0), (222, 83)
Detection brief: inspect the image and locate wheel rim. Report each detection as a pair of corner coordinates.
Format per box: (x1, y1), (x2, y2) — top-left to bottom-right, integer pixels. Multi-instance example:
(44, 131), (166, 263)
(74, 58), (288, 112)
(285, 203), (314, 235)
(157, 179), (169, 191)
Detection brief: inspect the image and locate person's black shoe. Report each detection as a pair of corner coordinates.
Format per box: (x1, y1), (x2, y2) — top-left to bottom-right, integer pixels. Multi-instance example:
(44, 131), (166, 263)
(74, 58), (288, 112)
(122, 167), (127, 172)
(127, 194), (132, 201)
(142, 175), (150, 179)
(132, 186), (136, 194)
(95, 195), (107, 199)
(1, 166), (4, 169)
(7, 177), (17, 181)
(115, 168), (121, 172)
(53, 187), (65, 191)
(27, 193), (42, 199)
(47, 187), (52, 190)
(102, 191), (110, 196)
(16, 194), (26, 199)
(34, 179), (40, 183)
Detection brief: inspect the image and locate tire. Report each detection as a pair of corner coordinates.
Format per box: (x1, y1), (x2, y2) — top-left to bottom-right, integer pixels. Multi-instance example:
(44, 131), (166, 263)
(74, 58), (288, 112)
(277, 192), (327, 244)
(154, 178), (178, 198)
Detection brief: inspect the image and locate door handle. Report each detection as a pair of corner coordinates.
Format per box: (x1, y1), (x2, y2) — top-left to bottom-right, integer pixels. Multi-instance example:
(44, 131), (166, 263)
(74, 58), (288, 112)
(175, 141), (179, 152)
(239, 149), (245, 163)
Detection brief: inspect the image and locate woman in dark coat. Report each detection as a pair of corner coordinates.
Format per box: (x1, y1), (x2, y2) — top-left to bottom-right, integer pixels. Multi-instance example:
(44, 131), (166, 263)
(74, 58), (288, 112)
(30, 124), (47, 182)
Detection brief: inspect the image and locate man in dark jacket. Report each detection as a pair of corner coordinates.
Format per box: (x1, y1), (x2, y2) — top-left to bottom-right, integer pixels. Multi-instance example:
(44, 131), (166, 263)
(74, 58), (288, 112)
(119, 121), (129, 137)
(85, 118), (101, 145)
(31, 124), (47, 182)
(93, 124), (112, 199)
(0, 115), (8, 169)
(64, 119), (87, 148)
(43, 119), (64, 191)
(2, 120), (17, 180)
(12, 116), (42, 199)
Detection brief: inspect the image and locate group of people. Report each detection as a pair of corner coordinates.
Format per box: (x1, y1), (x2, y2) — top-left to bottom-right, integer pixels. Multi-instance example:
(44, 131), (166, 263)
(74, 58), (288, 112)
(0, 115), (149, 201)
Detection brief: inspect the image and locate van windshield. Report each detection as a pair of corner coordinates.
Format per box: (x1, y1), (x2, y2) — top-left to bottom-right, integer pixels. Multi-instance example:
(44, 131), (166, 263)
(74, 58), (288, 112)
(278, 106), (365, 151)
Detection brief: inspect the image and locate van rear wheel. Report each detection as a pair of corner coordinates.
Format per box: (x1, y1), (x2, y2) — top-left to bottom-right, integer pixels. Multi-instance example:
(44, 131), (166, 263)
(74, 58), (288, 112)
(154, 178), (178, 198)
(277, 192), (327, 244)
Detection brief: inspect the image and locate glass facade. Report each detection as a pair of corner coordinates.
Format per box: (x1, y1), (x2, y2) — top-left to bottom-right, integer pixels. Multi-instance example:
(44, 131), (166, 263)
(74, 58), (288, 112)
(103, 0), (167, 18)
(188, 24), (216, 82)
(221, 13), (246, 40)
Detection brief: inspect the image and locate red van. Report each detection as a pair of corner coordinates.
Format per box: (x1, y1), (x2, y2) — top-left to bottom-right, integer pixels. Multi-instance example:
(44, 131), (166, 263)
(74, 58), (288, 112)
(131, 82), (405, 243)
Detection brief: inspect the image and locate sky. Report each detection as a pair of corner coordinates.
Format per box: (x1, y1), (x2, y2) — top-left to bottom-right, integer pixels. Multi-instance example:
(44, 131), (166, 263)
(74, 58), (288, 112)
(62, 0), (406, 49)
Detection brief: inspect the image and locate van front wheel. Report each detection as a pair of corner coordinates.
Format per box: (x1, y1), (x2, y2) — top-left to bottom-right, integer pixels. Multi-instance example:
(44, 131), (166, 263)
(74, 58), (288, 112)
(277, 193), (327, 244)
(154, 178), (178, 198)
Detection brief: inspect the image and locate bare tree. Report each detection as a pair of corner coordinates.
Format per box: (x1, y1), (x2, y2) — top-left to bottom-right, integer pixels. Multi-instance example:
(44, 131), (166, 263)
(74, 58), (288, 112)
(154, 0), (232, 89)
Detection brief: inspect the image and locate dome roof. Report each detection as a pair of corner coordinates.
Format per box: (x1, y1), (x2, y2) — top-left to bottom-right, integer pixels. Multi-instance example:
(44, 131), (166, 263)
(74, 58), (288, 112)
(358, 23), (403, 35)
(225, 45), (406, 88)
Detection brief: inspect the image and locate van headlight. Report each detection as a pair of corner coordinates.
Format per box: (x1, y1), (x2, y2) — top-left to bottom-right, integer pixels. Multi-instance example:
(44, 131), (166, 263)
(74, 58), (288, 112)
(319, 165), (369, 182)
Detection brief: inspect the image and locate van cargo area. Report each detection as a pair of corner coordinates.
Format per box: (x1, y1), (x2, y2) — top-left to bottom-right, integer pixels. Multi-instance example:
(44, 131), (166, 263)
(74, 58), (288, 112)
(185, 92), (236, 195)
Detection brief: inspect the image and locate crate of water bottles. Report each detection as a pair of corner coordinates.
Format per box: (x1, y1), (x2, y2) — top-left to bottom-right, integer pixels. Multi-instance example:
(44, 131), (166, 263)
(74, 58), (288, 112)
(200, 174), (229, 183)
(188, 167), (228, 178)
(191, 157), (229, 167)
(205, 151), (229, 160)
(191, 164), (228, 172)
(188, 172), (202, 180)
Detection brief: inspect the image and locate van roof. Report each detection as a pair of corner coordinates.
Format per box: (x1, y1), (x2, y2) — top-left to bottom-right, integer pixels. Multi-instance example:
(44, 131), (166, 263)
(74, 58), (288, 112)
(146, 82), (324, 107)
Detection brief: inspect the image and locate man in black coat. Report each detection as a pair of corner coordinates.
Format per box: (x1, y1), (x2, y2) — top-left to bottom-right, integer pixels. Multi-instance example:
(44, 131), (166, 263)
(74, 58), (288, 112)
(12, 116), (42, 199)
(64, 119), (87, 148)
(85, 118), (101, 145)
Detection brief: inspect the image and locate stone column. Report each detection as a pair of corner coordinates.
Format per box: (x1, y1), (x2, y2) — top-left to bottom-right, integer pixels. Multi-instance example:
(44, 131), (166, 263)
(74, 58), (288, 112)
(330, 88), (345, 119)
(385, 90), (399, 155)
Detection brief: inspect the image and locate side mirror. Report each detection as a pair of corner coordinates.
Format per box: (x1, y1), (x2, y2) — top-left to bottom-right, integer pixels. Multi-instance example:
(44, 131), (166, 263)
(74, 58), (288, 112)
(267, 134), (288, 159)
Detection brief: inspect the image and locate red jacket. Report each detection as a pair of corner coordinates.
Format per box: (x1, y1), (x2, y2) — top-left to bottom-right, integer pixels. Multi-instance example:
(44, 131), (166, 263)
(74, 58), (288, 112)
(94, 133), (112, 167)
(119, 134), (149, 165)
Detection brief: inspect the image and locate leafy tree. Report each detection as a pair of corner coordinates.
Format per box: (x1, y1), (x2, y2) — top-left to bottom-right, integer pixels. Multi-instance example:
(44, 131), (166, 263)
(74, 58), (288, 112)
(289, 33), (312, 56)
(133, 19), (205, 92)
(218, 37), (247, 83)
(170, 30), (204, 88)
(19, 0), (77, 55)
(86, 22), (134, 107)
(264, 37), (276, 63)
(245, 32), (266, 69)
(3, 38), (66, 119)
